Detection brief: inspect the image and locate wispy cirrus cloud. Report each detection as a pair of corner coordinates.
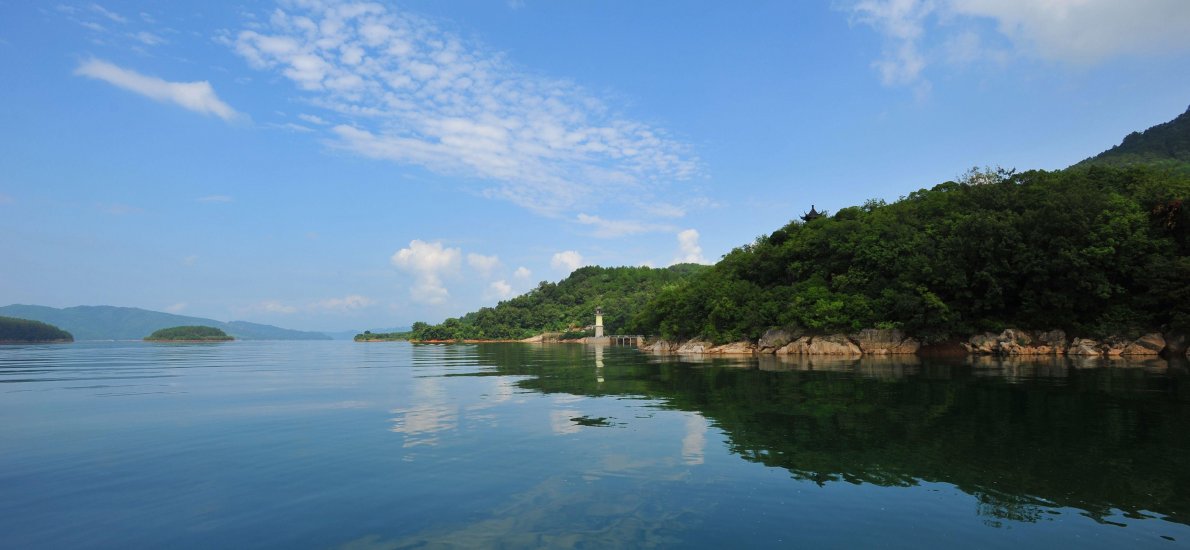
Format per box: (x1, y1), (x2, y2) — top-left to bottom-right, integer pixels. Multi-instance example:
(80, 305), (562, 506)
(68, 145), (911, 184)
(130, 30), (166, 46)
(75, 59), (240, 121)
(227, 0), (698, 215)
(90, 3), (127, 24)
(576, 213), (674, 238)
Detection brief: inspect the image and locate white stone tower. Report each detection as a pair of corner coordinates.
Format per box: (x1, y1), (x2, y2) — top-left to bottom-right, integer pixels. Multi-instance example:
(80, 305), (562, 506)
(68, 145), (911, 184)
(594, 307), (604, 338)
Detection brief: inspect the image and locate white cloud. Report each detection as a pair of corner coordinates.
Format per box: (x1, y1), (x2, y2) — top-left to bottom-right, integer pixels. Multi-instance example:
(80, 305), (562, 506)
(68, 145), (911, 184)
(850, 0), (931, 87)
(90, 3), (127, 24)
(75, 59), (239, 121)
(947, 0), (1190, 64)
(673, 229), (707, 265)
(165, 302), (187, 313)
(298, 113), (329, 125)
(270, 122), (314, 133)
(849, 0), (1190, 89)
(131, 31), (165, 46)
(391, 240), (461, 304)
(466, 252), (500, 275)
(197, 195), (233, 203)
(0, 193), (13, 205)
(182, 254), (198, 266)
(576, 213), (674, 238)
(513, 266), (532, 279)
(229, 1), (698, 215)
(313, 294), (375, 312)
(486, 280), (514, 300)
(550, 250), (584, 274)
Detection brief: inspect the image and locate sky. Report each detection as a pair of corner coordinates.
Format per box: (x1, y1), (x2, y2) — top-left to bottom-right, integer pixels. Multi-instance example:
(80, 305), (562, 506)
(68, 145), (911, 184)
(1, 0), (1189, 332)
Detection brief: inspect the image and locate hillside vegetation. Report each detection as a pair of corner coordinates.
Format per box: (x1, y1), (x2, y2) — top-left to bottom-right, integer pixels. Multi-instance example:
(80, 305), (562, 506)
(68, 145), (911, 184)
(145, 326), (234, 341)
(0, 316), (74, 343)
(1075, 105), (1190, 175)
(630, 165), (1190, 343)
(410, 264), (708, 340)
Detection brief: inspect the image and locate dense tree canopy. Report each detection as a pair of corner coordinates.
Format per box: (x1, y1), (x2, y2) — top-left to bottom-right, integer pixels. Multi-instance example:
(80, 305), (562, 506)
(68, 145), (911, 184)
(1075, 105), (1190, 175)
(409, 264), (708, 341)
(0, 316), (73, 342)
(632, 165), (1190, 343)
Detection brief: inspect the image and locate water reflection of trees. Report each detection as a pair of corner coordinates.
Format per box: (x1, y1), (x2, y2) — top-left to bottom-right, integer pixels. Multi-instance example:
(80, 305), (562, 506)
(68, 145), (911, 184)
(448, 344), (1190, 526)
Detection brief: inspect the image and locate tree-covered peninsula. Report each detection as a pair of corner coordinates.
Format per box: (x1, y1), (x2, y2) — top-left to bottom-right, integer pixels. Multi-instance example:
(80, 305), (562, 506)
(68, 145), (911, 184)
(145, 326), (234, 342)
(0, 316), (74, 343)
(408, 264), (708, 341)
(631, 163), (1189, 344)
(408, 106), (1190, 347)
(355, 330), (413, 342)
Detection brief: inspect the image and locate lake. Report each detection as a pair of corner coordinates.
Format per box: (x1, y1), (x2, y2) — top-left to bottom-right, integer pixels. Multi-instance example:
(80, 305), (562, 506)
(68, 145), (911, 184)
(1, 341), (1187, 548)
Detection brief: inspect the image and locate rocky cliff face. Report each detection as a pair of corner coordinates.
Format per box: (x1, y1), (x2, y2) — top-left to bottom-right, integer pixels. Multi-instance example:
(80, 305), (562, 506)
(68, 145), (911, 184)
(641, 327), (1184, 359)
(849, 329), (920, 355)
(962, 330), (1168, 358)
(963, 329), (1067, 355)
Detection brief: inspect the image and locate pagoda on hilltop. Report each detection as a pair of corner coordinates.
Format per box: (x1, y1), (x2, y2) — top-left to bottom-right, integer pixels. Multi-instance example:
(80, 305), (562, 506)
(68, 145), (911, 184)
(801, 205), (824, 222)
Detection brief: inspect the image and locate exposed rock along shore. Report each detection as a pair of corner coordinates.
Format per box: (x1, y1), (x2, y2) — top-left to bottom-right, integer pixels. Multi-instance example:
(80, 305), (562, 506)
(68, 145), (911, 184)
(640, 328), (1190, 359)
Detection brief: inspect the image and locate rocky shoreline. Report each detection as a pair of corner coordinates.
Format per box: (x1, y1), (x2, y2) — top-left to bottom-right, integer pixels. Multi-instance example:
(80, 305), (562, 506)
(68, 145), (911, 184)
(640, 328), (1190, 359)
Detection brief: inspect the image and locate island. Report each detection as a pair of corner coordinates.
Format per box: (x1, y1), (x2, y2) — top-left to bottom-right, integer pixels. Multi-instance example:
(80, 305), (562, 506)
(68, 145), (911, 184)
(144, 325), (234, 342)
(0, 316), (74, 344)
(354, 330), (412, 342)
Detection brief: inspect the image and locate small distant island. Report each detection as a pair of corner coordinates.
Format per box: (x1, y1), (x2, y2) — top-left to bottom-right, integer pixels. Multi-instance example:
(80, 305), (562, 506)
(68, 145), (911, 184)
(145, 326), (234, 342)
(354, 330), (412, 342)
(0, 316), (74, 344)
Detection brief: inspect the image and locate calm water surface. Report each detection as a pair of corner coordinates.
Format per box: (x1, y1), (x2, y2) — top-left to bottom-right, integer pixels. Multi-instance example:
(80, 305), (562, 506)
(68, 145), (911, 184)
(1, 341), (1187, 548)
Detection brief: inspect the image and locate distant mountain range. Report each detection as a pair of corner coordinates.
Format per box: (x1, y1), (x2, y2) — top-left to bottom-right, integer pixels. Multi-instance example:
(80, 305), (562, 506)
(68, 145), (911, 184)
(0, 305), (331, 341)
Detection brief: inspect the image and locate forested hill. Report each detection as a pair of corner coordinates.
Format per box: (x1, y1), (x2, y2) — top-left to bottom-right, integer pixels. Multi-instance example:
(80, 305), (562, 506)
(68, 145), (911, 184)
(409, 264), (708, 340)
(1075, 105), (1190, 173)
(410, 107), (1190, 344)
(627, 102), (1190, 345)
(0, 316), (73, 343)
(630, 164), (1188, 343)
(0, 305), (331, 341)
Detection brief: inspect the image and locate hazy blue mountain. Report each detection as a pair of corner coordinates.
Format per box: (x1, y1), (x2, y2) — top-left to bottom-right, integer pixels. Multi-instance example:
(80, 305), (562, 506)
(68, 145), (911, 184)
(0, 305), (331, 341)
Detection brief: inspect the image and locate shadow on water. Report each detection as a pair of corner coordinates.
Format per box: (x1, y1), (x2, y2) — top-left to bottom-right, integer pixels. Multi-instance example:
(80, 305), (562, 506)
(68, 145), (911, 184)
(442, 343), (1190, 528)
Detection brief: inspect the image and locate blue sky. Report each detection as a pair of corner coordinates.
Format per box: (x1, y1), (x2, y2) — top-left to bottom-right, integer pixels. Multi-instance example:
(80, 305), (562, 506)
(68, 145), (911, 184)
(1, 0), (1189, 332)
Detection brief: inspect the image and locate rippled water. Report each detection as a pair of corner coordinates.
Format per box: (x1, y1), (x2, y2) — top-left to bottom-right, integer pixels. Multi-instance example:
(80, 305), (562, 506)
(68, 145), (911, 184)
(1, 341), (1187, 548)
